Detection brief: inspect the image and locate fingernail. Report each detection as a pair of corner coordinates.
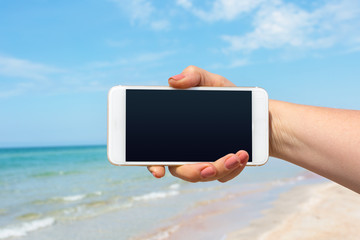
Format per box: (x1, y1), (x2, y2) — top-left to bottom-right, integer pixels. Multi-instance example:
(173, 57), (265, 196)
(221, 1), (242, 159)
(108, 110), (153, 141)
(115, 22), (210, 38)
(225, 155), (240, 169)
(200, 167), (216, 178)
(169, 73), (185, 81)
(237, 151), (249, 165)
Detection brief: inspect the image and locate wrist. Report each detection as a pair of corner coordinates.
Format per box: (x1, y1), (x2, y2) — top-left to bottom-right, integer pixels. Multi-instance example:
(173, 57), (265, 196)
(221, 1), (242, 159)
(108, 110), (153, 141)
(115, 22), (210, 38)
(269, 99), (305, 164)
(268, 99), (292, 160)
(268, 99), (278, 158)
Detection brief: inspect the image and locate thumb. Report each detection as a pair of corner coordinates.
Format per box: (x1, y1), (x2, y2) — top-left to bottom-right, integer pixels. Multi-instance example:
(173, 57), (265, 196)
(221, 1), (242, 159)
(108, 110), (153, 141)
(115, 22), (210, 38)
(168, 65), (236, 89)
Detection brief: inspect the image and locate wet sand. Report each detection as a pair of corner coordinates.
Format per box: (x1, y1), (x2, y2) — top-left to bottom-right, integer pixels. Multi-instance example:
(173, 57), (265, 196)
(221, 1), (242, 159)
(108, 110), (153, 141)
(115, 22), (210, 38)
(133, 175), (320, 240)
(227, 182), (360, 240)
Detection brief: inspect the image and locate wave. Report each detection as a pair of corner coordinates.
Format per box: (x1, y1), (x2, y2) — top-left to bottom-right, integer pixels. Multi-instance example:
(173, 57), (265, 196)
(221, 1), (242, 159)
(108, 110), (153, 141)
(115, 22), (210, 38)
(32, 191), (102, 205)
(32, 194), (86, 204)
(133, 190), (179, 202)
(61, 194), (86, 202)
(51, 200), (133, 221)
(143, 225), (180, 240)
(0, 217), (55, 239)
(168, 183), (180, 190)
(59, 191), (102, 202)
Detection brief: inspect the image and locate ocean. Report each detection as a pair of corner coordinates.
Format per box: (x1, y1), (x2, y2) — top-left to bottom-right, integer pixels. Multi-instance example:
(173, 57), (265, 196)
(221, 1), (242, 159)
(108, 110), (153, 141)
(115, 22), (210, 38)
(0, 145), (324, 240)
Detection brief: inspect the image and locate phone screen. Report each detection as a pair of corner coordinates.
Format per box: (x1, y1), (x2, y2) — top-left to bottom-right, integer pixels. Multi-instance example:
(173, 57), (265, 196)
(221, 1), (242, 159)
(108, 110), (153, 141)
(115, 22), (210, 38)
(126, 89), (252, 162)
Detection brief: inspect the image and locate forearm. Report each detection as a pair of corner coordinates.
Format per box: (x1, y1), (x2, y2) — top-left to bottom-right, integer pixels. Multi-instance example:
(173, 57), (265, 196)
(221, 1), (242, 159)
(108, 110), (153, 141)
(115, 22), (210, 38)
(269, 99), (360, 193)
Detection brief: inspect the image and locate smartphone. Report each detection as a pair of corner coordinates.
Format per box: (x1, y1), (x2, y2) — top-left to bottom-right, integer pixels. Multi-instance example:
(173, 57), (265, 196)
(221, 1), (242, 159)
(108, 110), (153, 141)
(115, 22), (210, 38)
(107, 85), (268, 166)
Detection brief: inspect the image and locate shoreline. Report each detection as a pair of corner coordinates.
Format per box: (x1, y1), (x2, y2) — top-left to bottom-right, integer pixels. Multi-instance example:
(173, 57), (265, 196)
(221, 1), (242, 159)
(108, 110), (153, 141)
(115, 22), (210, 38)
(133, 174), (320, 240)
(3, 147), (358, 240)
(227, 181), (360, 240)
(133, 186), (274, 240)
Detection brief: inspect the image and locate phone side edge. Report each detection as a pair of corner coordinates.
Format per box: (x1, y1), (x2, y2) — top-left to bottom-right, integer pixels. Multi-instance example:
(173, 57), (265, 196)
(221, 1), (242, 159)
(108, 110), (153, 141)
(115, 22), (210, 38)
(107, 85), (126, 166)
(249, 87), (269, 166)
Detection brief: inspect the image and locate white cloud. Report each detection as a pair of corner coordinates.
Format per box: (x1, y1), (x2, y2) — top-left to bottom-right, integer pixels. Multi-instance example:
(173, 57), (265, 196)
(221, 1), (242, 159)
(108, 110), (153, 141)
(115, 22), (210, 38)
(209, 58), (249, 70)
(0, 55), (63, 81)
(177, 0), (360, 52)
(221, 0), (360, 52)
(0, 50), (175, 98)
(112, 0), (170, 31)
(0, 55), (66, 98)
(177, 0), (263, 22)
(0, 55), (113, 97)
(134, 51), (175, 62)
(150, 20), (171, 31)
(176, 0), (192, 9)
(229, 58), (249, 68)
(0, 83), (28, 98)
(112, 0), (154, 24)
(221, 3), (312, 51)
(87, 51), (175, 69)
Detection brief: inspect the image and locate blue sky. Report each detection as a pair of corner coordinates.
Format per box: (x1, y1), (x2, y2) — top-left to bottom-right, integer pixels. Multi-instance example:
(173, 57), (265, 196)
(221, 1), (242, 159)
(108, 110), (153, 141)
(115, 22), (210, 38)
(0, 0), (360, 147)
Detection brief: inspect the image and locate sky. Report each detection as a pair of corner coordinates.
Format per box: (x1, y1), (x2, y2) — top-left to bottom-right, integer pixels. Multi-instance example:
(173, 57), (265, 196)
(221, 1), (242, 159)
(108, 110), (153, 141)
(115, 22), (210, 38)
(0, 0), (360, 147)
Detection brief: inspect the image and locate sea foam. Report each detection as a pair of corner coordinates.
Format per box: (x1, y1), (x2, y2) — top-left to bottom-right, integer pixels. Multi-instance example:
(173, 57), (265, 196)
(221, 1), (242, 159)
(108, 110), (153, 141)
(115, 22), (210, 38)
(0, 217), (55, 239)
(168, 183), (180, 190)
(144, 225), (180, 240)
(61, 194), (86, 202)
(133, 190), (179, 201)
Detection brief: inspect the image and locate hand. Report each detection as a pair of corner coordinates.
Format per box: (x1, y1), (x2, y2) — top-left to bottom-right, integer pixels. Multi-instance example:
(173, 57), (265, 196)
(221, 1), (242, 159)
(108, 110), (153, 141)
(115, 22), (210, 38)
(147, 65), (249, 183)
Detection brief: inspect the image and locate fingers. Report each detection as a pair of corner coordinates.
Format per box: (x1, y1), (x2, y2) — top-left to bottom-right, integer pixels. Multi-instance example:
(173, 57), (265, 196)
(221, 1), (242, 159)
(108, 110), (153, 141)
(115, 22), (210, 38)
(218, 151), (249, 183)
(147, 166), (165, 178)
(168, 65), (236, 88)
(168, 150), (249, 183)
(212, 150), (248, 182)
(148, 151), (249, 182)
(168, 163), (217, 183)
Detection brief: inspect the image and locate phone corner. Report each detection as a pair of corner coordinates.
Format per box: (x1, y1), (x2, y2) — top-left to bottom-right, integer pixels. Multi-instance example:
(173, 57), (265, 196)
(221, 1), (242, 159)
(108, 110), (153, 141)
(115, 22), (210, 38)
(255, 87), (269, 98)
(257, 155), (269, 166)
(106, 147), (121, 166)
(107, 155), (123, 166)
(249, 152), (269, 166)
(108, 85), (123, 96)
(106, 150), (116, 166)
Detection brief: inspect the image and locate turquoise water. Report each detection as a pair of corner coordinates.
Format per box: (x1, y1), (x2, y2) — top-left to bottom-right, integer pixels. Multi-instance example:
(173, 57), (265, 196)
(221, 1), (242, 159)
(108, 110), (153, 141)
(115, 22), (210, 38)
(0, 145), (315, 239)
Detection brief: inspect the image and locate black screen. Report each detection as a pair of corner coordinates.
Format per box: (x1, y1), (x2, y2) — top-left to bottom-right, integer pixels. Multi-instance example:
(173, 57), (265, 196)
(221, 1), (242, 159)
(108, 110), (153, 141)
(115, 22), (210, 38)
(126, 89), (252, 162)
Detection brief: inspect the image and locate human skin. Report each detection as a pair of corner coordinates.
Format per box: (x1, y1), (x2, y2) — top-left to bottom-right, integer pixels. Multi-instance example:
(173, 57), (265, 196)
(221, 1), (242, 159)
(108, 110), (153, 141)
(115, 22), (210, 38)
(147, 66), (360, 193)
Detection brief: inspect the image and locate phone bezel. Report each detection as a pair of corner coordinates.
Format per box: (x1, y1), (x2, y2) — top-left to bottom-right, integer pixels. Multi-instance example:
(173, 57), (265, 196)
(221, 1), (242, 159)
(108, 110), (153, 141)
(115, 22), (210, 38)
(108, 85), (269, 166)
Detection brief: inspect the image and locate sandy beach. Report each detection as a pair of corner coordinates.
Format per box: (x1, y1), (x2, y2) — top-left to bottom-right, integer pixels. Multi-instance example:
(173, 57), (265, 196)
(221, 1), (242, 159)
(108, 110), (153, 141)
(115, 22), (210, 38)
(227, 182), (360, 240)
(3, 147), (359, 240)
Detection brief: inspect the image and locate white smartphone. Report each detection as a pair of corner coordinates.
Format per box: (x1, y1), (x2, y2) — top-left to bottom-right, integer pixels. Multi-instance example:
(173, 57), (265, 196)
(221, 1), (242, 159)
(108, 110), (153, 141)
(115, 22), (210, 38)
(108, 85), (269, 166)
